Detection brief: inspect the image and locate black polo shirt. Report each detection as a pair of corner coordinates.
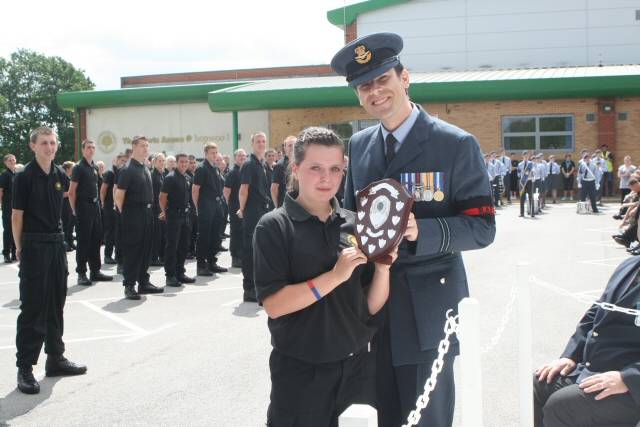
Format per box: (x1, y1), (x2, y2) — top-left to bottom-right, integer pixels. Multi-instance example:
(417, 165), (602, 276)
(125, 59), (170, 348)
(102, 167), (116, 207)
(117, 158), (153, 205)
(12, 161), (68, 234)
(71, 157), (99, 201)
(272, 156), (289, 207)
(240, 153), (271, 211)
(0, 169), (15, 209)
(186, 170), (196, 209)
(223, 164), (242, 212)
(193, 160), (223, 206)
(253, 194), (376, 364)
(151, 168), (164, 212)
(161, 170), (190, 210)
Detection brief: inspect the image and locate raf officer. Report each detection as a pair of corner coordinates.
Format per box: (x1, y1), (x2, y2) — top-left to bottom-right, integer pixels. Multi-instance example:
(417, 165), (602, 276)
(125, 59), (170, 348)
(114, 136), (164, 300)
(192, 143), (227, 276)
(68, 140), (112, 286)
(223, 148), (247, 268)
(13, 126), (87, 394)
(332, 32), (495, 426)
(150, 153), (166, 266)
(0, 153), (17, 262)
(238, 132), (273, 302)
(160, 153), (196, 287)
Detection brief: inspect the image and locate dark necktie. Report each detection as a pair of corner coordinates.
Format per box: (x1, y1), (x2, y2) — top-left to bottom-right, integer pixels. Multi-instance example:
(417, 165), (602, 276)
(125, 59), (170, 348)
(385, 133), (397, 167)
(583, 165), (588, 179)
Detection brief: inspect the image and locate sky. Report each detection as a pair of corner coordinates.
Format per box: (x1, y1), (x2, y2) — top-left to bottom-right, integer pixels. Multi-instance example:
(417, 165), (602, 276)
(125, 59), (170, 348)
(0, 0), (354, 90)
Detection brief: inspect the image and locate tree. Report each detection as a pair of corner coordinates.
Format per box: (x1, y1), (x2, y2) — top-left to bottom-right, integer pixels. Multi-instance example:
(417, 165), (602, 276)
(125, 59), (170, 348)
(0, 49), (94, 163)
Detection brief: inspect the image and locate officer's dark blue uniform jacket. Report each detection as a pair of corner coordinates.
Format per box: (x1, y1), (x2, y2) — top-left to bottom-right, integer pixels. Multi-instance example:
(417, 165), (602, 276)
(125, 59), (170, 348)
(344, 107), (496, 366)
(561, 255), (640, 405)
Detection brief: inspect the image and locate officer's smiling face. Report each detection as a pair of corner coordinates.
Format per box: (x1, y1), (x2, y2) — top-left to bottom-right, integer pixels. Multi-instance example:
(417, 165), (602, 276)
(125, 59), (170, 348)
(356, 68), (411, 128)
(292, 145), (344, 205)
(30, 134), (58, 163)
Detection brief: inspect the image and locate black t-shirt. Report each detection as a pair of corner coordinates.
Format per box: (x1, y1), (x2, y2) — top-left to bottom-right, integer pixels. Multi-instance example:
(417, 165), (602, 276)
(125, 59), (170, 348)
(561, 160), (576, 174)
(186, 171), (196, 209)
(253, 194), (376, 364)
(71, 157), (99, 200)
(117, 158), (153, 205)
(161, 171), (190, 210)
(0, 169), (15, 209)
(193, 160), (224, 207)
(272, 156), (289, 207)
(12, 161), (69, 233)
(240, 153), (272, 211)
(224, 164), (242, 212)
(102, 167), (116, 207)
(151, 168), (164, 212)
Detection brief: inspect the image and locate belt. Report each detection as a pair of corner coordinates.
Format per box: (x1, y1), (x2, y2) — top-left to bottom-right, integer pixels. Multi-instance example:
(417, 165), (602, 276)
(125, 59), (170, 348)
(168, 207), (190, 213)
(79, 197), (99, 203)
(22, 232), (64, 243)
(125, 202), (152, 209)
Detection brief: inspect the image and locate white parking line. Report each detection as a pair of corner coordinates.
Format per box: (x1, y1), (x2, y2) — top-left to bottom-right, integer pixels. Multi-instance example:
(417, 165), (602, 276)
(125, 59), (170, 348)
(221, 298), (242, 307)
(78, 301), (147, 334)
(583, 241), (622, 248)
(66, 286), (242, 304)
(0, 333), (139, 350)
(579, 256), (628, 267)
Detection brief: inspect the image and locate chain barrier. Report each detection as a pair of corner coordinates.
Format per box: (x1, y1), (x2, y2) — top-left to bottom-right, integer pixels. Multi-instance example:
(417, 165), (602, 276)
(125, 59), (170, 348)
(402, 309), (459, 427)
(530, 276), (640, 317)
(481, 284), (517, 355)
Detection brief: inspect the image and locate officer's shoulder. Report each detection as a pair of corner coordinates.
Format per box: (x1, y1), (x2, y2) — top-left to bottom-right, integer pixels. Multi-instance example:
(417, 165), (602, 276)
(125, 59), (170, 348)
(349, 125), (379, 149)
(429, 115), (477, 147)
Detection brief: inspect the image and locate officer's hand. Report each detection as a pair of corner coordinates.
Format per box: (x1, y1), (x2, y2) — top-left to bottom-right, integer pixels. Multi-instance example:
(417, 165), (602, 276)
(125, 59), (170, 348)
(159, 211), (165, 221)
(404, 212), (418, 241)
(333, 247), (367, 283)
(535, 358), (576, 384)
(236, 209), (243, 219)
(579, 371), (628, 400)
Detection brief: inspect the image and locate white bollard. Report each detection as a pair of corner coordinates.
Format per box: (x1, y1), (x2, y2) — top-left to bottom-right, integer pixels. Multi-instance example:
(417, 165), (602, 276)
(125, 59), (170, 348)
(517, 262), (533, 427)
(458, 297), (483, 427)
(339, 404), (377, 427)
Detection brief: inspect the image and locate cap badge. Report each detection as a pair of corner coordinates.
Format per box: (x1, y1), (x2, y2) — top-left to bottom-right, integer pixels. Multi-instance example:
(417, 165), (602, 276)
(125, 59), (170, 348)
(354, 45), (372, 64)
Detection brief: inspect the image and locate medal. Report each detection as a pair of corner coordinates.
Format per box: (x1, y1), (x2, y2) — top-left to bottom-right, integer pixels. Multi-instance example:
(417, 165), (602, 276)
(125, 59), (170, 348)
(433, 172), (444, 202)
(423, 172), (434, 201)
(413, 172), (423, 200)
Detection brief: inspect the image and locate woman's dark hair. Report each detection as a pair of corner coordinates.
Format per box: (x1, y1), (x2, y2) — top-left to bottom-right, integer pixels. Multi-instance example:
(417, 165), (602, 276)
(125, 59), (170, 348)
(287, 127), (345, 192)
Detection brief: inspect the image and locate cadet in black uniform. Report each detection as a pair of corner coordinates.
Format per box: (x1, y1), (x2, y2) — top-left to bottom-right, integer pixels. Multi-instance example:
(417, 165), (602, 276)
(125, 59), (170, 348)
(223, 149), (247, 268)
(114, 136), (164, 300)
(150, 153), (166, 266)
(13, 126), (87, 395)
(254, 127), (396, 426)
(69, 140), (112, 286)
(193, 143), (227, 276)
(186, 155), (198, 259)
(61, 161), (76, 251)
(160, 153), (196, 287)
(270, 135), (296, 208)
(100, 154), (124, 264)
(238, 132), (273, 302)
(0, 153), (17, 262)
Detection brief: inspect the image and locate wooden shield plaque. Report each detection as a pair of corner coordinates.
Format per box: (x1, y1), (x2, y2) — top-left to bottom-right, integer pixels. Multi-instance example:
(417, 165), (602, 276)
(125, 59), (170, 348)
(355, 178), (414, 264)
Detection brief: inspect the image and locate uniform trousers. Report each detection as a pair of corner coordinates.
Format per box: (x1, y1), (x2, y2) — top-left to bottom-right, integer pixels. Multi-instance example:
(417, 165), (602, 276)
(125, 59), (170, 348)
(189, 206), (198, 255)
(2, 207), (15, 256)
(15, 233), (67, 367)
(62, 199), (75, 246)
(520, 181), (535, 217)
(242, 206), (268, 294)
(102, 203), (116, 258)
(229, 211), (243, 260)
(375, 311), (456, 427)
(164, 210), (190, 278)
(151, 208), (165, 261)
(114, 211), (123, 263)
(533, 373), (640, 427)
(503, 172), (512, 201)
(267, 348), (375, 427)
(580, 181), (599, 212)
(196, 201), (224, 265)
(75, 200), (102, 274)
(121, 205), (153, 286)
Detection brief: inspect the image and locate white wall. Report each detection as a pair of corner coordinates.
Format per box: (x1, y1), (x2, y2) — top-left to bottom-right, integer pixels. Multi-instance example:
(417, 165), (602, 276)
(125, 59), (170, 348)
(85, 102), (269, 162)
(357, 0), (640, 71)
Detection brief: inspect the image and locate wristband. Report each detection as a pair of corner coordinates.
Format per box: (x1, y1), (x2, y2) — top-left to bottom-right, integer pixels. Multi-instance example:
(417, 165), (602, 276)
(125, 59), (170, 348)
(306, 279), (322, 301)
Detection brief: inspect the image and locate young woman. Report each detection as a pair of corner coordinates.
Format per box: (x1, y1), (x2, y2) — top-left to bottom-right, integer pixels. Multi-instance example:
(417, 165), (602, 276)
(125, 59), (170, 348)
(253, 127), (396, 427)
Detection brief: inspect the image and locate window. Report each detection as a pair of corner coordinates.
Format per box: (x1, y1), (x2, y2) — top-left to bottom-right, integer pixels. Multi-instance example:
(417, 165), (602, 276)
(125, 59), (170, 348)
(502, 115), (574, 151)
(324, 119), (379, 146)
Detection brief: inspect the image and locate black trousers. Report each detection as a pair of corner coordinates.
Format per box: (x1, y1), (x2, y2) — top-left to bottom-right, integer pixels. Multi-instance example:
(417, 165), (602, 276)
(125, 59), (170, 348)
(75, 201), (102, 274)
(164, 210), (190, 278)
(151, 209), (165, 262)
(580, 181), (598, 213)
(62, 199), (76, 246)
(2, 207), (15, 256)
(520, 181), (535, 217)
(533, 373), (640, 427)
(242, 207), (267, 293)
(229, 211), (243, 259)
(504, 172), (511, 201)
(121, 205), (153, 286)
(103, 203), (116, 258)
(114, 211), (123, 263)
(267, 348), (375, 427)
(16, 234), (68, 367)
(196, 201), (224, 264)
(189, 206), (197, 255)
(621, 188), (632, 204)
(376, 313), (456, 427)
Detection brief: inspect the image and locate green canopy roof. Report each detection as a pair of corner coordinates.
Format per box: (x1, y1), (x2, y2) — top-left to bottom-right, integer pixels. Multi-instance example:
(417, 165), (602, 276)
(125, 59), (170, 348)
(327, 0), (409, 27)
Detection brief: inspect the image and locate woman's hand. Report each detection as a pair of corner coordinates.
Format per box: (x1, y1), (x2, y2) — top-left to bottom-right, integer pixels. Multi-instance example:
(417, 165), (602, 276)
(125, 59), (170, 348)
(374, 243), (399, 270)
(333, 247), (367, 283)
